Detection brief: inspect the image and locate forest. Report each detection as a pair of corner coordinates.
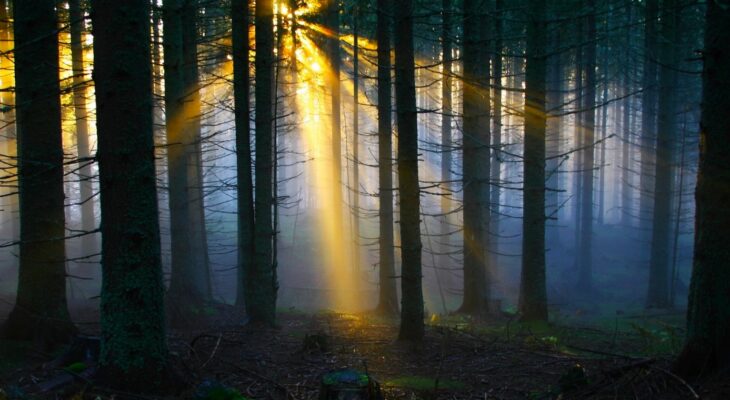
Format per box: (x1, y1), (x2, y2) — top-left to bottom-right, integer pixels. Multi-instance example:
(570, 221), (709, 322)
(0, 0), (728, 398)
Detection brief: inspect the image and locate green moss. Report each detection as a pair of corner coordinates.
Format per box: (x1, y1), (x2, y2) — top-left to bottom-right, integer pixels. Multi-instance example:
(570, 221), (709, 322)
(385, 376), (465, 391)
(64, 362), (88, 373)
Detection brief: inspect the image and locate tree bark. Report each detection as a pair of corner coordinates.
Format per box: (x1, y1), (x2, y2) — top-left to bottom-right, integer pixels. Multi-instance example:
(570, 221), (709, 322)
(639, 0), (658, 239)
(165, 0), (212, 317)
(674, 0), (730, 376)
(92, 0), (170, 389)
(459, 0), (490, 316)
(577, 0), (596, 293)
(646, 0), (680, 309)
(2, 0), (76, 348)
(519, 0), (548, 322)
(375, 0), (398, 316)
(232, 0), (254, 308)
(69, 0), (97, 255)
(251, 0), (277, 325)
(394, 0), (424, 341)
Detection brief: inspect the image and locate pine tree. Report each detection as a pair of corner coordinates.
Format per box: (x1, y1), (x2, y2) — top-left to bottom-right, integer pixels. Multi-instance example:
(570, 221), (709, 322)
(519, 0), (548, 322)
(375, 0), (398, 315)
(232, 0), (255, 308)
(92, 0), (170, 389)
(394, 0), (424, 341)
(2, 0), (76, 348)
(674, 0), (730, 376)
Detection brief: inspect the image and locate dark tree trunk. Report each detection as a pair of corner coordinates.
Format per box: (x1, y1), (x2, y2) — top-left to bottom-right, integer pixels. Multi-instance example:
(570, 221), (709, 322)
(232, 0), (254, 308)
(621, 0), (633, 227)
(327, 0), (344, 247)
(69, 0), (97, 254)
(546, 9), (562, 248)
(352, 3), (361, 297)
(163, 0), (194, 306)
(459, 0), (490, 316)
(91, 0), (170, 389)
(490, 0), (503, 265)
(0, 0), (16, 244)
(375, 0), (398, 316)
(438, 0), (454, 310)
(577, 0), (596, 293)
(639, 0), (658, 238)
(251, 0), (277, 325)
(646, 0), (680, 309)
(394, 0), (424, 341)
(674, 0), (730, 377)
(165, 0), (212, 317)
(519, 0), (548, 322)
(181, 0), (212, 304)
(2, 0), (76, 348)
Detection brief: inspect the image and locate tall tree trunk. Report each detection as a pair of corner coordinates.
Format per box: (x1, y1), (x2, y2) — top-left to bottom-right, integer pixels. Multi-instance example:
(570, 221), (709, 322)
(0, 0), (18, 258)
(165, 0), (212, 316)
(251, 0), (276, 325)
(674, 0), (730, 377)
(327, 0), (344, 250)
(646, 0), (679, 309)
(459, 0), (490, 316)
(163, 0), (196, 311)
(394, 0), (424, 341)
(490, 0), (503, 268)
(69, 0), (97, 254)
(232, 0), (254, 308)
(181, 0), (212, 304)
(92, 0), (170, 389)
(375, 0), (398, 315)
(639, 0), (658, 239)
(621, 0), (633, 227)
(439, 0), (453, 306)
(519, 0), (548, 322)
(2, 0), (76, 348)
(546, 9), (562, 248)
(577, 1), (596, 293)
(351, 3), (361, 298)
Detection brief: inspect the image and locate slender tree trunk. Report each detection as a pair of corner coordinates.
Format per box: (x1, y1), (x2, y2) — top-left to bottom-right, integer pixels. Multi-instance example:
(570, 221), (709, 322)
(573, 18), (584, 263)
(2, 0), (76, 348)
(69, 0), (97, 254)
(546, 12), (562, 247)
(639, 0), (658, 239)
(232, 0), (254, 308)
(459, 0), (490, 316)
(251, 0), (276, 325)
(490, 0), (503, 267)
(92, 0), (170, 389)
(352, 3), (361, 298)
(163, 0), (198, 313)
(674, 0), (730, 377)
(438, 0), (454, 303)
(519, 0), (548, 322)
(394, 0), (424, 341)
(577, 1), (596, 293)
(375, 0), (398, 315)
(327, 0), (344, 249)
(181, 0), (212, 303)
(0, 0), (18, 261)
(646, 0), (679, 309)
(598, 29), (609, 225)
(621, 1), (633, 226)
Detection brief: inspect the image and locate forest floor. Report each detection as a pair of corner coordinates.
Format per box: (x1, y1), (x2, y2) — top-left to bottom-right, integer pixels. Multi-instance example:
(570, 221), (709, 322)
(1, 306), (729, 399)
